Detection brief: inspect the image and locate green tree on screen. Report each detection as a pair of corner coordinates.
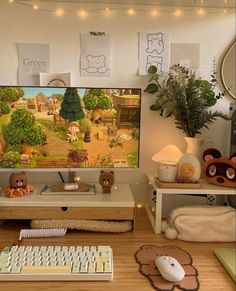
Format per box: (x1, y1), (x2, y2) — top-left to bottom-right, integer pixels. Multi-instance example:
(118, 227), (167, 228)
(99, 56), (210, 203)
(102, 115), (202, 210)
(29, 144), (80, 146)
(3, 109), (46, 145)
(59, 88), (85, 122)
(0, 87), (24, 102)
(83, 89), (112, 110)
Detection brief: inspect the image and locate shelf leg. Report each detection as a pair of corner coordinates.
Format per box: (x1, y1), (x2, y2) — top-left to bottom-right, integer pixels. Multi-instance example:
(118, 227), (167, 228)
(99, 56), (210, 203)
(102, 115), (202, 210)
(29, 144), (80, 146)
(155, 191), (162, 234)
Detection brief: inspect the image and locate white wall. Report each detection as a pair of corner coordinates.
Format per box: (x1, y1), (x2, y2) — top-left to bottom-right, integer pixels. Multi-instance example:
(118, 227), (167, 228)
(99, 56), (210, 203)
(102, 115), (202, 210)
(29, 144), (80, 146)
(0, 2), (235, 203)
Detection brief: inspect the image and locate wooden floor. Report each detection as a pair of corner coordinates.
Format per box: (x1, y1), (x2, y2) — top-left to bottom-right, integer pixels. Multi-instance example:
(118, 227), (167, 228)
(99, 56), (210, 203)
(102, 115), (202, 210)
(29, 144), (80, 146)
(0, 208), (235, 291)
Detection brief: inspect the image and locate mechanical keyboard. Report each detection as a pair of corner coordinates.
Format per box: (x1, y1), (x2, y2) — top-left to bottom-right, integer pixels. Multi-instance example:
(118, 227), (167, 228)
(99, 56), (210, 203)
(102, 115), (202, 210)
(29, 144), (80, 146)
(0, 245), (113, 281)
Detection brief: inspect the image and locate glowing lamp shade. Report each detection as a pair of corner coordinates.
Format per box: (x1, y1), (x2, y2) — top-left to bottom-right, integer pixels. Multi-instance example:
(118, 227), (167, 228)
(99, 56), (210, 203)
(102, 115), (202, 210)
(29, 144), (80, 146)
(152, 144), (183, 164)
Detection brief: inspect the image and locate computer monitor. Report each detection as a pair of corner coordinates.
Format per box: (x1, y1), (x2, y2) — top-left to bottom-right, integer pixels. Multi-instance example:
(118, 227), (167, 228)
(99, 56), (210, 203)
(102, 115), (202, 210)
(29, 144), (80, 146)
(0, 86), (141, 170)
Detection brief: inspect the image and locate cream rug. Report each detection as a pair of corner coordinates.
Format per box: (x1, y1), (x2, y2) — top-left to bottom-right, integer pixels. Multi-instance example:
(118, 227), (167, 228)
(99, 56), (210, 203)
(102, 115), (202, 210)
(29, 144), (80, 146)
(31, 219), (133, 233)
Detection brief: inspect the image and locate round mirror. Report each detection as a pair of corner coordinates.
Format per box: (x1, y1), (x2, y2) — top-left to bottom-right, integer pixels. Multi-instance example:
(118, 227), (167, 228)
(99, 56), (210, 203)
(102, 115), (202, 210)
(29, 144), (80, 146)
(221, 40), (236, 99)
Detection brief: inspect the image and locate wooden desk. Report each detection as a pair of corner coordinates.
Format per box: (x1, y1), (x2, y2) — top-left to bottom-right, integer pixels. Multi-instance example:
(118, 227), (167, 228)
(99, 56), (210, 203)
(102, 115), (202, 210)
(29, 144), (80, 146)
(0, 208), (235, 291)
(0, 183), (135, 221)
(146, 172), (236, 233)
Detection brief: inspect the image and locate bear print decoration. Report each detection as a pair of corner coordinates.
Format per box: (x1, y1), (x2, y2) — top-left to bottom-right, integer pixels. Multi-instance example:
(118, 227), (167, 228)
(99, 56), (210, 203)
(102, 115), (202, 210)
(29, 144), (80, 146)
(202, 148), (236, 188)
(86, 55), (108, 73)
(99, 171), (115, 194)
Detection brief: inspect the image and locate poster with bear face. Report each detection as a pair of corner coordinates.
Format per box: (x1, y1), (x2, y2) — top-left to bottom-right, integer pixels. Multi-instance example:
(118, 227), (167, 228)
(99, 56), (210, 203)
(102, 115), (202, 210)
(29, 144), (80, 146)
(139, 32), (170, 76)
(80, 33), (111, 77)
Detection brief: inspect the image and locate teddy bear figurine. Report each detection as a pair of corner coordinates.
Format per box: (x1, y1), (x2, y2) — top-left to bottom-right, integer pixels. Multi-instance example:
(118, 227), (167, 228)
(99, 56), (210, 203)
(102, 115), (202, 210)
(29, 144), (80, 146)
(99, 171), (115, 194)
(4, 172), (33, 198)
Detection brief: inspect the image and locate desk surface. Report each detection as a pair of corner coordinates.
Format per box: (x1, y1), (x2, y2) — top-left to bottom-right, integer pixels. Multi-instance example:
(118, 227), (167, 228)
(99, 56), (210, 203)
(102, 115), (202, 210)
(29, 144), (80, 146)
(0, 208), (235, 291)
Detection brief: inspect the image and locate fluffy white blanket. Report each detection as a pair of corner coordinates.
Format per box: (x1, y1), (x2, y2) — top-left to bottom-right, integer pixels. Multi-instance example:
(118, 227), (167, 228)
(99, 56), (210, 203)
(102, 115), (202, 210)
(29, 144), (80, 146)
(162, 206), (236, 242)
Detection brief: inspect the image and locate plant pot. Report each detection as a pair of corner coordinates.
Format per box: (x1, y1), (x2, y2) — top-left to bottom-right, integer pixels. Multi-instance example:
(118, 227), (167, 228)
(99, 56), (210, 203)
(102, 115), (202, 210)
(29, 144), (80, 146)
(184, 137), (204, 161)
(84, 132), (91, 143)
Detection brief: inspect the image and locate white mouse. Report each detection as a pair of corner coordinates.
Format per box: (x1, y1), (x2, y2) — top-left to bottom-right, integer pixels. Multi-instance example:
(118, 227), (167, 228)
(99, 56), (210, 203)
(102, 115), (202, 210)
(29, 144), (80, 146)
(155, 256), (185, 282)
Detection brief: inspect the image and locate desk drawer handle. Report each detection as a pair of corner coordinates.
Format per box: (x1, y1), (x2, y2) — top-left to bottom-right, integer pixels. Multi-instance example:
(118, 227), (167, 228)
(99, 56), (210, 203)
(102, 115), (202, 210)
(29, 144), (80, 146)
(61, 207), (68, 211)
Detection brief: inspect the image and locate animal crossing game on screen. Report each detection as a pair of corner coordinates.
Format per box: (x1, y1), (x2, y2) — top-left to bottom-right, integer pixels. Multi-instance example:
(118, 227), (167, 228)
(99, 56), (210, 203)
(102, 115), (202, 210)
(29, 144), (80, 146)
(0, 87), (141, 169)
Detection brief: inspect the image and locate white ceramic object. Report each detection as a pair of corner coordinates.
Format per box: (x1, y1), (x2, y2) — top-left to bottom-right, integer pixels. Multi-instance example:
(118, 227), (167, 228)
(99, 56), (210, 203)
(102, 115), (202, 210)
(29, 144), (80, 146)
(184, 137), (204, 161)
(155, 256), (185, 282)
(157, 161), (177, 182)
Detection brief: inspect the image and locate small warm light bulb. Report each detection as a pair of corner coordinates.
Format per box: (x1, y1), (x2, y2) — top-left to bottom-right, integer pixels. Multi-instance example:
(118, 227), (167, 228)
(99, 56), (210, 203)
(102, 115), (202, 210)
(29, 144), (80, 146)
(105, 7), (112, 15)
(55, 8), (65, 17)
(136, 204), (143, 208)
(150, 9), (159, 17)
(198, 8), (206, 16)
(127, 8), (135, 16)
(174, 9), (182, 17)
(33, 5), (39, 10)
(223, 8), (227, 13)
(9, 0), (14, 3)
(74, 175), (80, 183)
(77, 9), (88, 18)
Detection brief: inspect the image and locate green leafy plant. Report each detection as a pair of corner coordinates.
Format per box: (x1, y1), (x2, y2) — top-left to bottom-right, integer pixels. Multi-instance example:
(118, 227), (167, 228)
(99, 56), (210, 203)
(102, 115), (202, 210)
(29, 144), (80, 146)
(79, 118), (92, 133)
(109, 138), (123, 148)
(0, 102), (10, 114)
(0, 151), (20, 168)
(145, 64), (230, 137)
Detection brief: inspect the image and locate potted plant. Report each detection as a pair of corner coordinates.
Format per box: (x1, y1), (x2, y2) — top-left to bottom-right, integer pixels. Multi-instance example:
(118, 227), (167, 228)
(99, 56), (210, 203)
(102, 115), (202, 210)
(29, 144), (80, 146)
(79, 118), (92, 143)
(144, 64), (230, 156)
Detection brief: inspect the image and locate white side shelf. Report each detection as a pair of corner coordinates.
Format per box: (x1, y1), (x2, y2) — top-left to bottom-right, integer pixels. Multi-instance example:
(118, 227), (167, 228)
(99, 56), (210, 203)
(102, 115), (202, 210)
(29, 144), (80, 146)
(145, 172), (236, 234)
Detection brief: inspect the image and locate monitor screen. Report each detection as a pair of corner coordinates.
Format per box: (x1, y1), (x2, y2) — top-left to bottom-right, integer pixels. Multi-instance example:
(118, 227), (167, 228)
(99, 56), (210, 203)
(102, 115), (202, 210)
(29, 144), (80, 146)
(0, 86), (141, 170)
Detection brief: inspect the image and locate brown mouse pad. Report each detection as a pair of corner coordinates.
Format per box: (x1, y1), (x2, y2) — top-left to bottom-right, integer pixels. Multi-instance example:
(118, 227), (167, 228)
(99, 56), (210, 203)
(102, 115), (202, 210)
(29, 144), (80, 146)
(135, 245), (200, 291)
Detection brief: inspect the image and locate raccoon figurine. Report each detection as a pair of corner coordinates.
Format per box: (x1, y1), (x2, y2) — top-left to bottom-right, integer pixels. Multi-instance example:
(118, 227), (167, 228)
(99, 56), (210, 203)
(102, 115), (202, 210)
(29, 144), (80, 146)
(202, 148), (236, 188)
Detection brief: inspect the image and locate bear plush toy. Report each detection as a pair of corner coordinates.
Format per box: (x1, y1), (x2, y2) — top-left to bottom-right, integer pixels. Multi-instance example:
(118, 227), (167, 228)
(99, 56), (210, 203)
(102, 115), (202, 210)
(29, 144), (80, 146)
(99, 171), (115, 194)
(5, 172), (33, 198)
(9, 172), (27, 188)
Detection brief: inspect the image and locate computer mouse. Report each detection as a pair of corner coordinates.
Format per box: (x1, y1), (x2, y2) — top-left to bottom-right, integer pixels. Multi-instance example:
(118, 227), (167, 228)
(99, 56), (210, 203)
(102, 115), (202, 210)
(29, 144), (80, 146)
(155, 256), (185, 282)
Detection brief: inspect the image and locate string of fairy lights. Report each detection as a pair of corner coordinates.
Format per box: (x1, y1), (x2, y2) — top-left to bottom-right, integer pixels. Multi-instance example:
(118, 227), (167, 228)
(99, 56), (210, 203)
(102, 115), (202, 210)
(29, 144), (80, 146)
(7, 0), (233, 18)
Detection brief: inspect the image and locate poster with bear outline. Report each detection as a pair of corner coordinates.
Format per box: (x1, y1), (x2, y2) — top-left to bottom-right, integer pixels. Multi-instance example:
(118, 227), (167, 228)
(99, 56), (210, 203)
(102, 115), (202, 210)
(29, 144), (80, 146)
(80, 33), (111, 77)
(139, 32), (170, 76)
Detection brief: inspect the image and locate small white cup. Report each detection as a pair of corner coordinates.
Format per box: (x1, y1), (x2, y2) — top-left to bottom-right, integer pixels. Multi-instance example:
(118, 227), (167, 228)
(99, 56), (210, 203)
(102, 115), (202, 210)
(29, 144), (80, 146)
(157, 161), (177, 182)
